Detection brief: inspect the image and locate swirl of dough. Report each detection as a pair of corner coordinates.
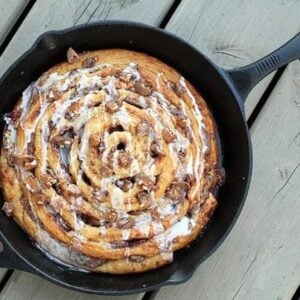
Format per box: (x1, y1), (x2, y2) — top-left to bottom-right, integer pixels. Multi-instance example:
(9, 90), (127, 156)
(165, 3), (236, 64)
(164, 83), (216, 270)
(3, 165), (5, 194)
(0, 49), (224, 273)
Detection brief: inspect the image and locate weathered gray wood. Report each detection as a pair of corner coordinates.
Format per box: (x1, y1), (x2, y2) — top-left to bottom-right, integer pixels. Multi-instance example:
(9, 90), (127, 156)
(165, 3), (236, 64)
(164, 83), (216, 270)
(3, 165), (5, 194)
(166, 0), (300, 118)
(0, 0), (29, 45)
(0, 271), (143, 300)
(0, 0), (174, 77)
(0, 269), (7, 283)
(0, 0), (174, 298)
(154, 61), (300, 300)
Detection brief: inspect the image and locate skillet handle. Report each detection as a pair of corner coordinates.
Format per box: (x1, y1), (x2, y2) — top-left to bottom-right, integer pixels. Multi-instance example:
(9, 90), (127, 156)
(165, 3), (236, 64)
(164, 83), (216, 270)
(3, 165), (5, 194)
(225, 33), (300, 101)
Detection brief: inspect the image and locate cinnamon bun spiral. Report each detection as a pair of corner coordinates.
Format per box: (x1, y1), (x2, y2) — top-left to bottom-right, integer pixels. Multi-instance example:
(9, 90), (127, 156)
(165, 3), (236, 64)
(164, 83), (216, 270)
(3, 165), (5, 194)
(0, 49), (224, 273)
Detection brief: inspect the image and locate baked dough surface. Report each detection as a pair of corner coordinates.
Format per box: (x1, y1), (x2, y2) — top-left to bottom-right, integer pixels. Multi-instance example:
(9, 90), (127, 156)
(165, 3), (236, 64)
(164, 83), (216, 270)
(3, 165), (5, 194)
(0, 49), (223, 273)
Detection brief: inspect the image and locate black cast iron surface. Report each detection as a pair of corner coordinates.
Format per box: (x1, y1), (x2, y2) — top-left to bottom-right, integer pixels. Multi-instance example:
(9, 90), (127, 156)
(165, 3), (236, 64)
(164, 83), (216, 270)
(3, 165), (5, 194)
(0, 21), (298, 295)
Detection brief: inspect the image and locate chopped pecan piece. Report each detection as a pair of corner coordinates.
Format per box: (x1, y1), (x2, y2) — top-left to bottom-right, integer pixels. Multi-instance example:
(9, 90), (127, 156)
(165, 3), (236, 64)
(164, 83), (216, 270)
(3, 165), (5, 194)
(117, 217), (135, 229)
(129, 255), (145, 263)
(36, 194), (50, 205)
(178, 147), (186, 159)
(89, 134), (101, 147)
(41, 173), (57, 187)
(134, 80), (152, 96)
(92, 189), (109, 202)
(47, 89), (63, 102)
(115, 178), (132, 192)
(151, 207), (160, 220)
(124, 94), (148, 109)
(25, 176), (41, 193)
(82, 56), (97, 68)
(136, 174), (155, 191)
(118, 151), (132, 167)
(70, 238), (83, 252)
(169, 105), (182, 116)
(150, 140), (165, 157)
(98, 141), (106, 154)
(206, 167), (225, 187)
(137, 191), (152, 207)
(166, 181), (190, 202)
(184, 174), (196, 186)
(175, 113), (189, 128)
(105, 100), (121, 113)
(102, 209), (118, 223)
(67, 47), (79, 64)
(63, 184), (82, 198)
(17, 154), (37, 170)
(51, 136), (72, 148)
(10, 107), (23, 123)
(101, 165), (113, 177)
(64, 110), (80, 121)
(136, 121), (151, 136)
(162, 128), (176, 143)
(85, 258), (107, 268)
(173, 82), (185, 97)
(57, 216), (72, 232)
(2, 202), (13, 217)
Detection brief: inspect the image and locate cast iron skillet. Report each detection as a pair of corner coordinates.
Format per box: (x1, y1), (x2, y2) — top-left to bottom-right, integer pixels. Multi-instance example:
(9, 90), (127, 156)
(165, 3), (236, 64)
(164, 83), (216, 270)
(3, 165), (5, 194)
(0, 21), (299, 295)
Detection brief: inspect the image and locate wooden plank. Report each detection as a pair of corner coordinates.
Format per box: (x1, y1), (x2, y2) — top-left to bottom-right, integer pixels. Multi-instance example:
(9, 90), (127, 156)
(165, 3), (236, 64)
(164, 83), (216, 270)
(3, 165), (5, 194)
(0, 269), (7, 283)
(153, 61), (300, 299)
(0, 271), (143, 300)
(0, 0), (174, 77)
(0, 0), (29, 45)
(166, 0), (300, 118)
(0, 0), (174, 299)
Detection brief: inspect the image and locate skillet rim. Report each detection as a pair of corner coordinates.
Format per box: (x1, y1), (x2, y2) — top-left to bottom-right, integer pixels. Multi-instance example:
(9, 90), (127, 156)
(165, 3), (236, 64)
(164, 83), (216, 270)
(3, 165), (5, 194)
(0, 20), (252, 295)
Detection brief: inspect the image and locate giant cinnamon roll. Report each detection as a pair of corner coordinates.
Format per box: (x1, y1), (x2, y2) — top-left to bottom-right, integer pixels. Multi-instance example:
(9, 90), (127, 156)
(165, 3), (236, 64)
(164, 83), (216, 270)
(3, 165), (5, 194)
(0, 49), (224, 273)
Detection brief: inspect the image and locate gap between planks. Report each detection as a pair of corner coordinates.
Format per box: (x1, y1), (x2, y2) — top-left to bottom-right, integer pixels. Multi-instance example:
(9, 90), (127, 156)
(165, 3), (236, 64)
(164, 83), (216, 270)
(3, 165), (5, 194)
(0, 1), (298, 298)
(0, 0), (175, 299)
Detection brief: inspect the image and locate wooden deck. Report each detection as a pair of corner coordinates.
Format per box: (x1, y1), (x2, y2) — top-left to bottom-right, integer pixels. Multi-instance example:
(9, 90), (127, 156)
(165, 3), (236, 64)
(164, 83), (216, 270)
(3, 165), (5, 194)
(0, 1), (299, 299)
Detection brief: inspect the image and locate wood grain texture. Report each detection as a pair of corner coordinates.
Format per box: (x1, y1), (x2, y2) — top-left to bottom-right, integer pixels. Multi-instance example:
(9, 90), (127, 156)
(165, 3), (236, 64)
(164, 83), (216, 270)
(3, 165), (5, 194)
(0, 0), (174, 299)
(0, 269), (8, 283)
(0, 0), (174, 77)
(154, 61), (300, 300)
(166, 0), (300, 118)
(0, 0), (29, 45)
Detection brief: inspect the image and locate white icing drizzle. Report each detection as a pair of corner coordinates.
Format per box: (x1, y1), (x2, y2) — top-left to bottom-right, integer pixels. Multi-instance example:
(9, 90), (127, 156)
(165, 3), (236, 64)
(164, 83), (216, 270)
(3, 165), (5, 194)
(122, 63), (140, 81)
(160, 251), (173, 262)
(2, 59), (216, 272)
(3, 116), (17, 151)
(19, 84), (34, 121)
(78, 127), (90, 169)
(38, 72), (64, 91)
(179, 77), (208, 187)
(179, 77), (208, 154)
(154, 216), (192, 251)
(99, 225), (106, 237)
(103, 77), (118, 101)
(122, 229), (131, 241)
(134, 213), (152, 236)
(35, 229), (90, 272)
(110, 187), (124, 210)
(40, 121), (49, 172)
(112, 106), (130, 130)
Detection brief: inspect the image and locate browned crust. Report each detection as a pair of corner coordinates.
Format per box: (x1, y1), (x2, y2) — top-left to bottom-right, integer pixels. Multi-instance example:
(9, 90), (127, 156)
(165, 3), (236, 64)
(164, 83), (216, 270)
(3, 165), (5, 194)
(0, 49), (223, 274)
